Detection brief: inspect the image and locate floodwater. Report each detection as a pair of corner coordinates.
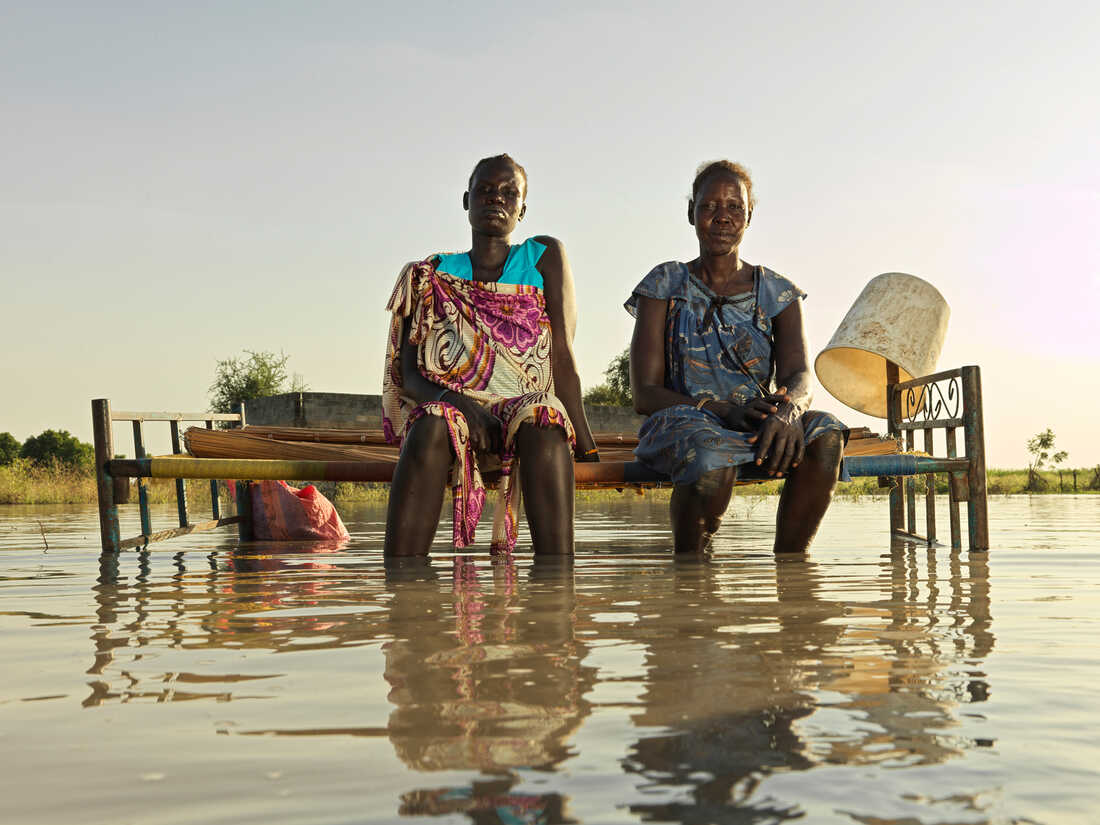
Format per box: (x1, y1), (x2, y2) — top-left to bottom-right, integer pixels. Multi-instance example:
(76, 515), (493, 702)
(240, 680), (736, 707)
(2, 496), (1098, 825)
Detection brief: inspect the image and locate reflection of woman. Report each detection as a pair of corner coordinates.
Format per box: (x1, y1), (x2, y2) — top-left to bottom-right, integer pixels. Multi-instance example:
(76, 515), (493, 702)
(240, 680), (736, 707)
(628, 160), (847, 553)
(381, 556), (594, 775)
(624, 558), (838, 819)
(383, 154), (597, 557)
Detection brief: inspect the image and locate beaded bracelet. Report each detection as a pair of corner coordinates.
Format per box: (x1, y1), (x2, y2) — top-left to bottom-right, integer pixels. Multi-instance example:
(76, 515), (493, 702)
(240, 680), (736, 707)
(695, 397), (709, 410)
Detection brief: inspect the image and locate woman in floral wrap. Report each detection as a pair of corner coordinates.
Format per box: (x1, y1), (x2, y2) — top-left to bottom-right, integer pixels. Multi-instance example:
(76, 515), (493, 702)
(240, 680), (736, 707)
(628, 161), (847, 554)
(383, 155), (598, 556)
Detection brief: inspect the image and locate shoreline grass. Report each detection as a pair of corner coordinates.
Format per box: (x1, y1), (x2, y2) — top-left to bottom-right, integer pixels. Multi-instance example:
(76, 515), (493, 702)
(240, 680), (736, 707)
(3, 460), (1097, 506)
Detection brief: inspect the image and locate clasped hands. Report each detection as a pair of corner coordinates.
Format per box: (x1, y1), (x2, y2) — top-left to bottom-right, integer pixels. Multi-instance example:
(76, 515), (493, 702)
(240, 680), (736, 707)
(702, 386), (805, 476)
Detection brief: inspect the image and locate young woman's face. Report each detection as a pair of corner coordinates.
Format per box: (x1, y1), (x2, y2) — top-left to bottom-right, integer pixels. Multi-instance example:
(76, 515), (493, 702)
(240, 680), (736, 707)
(465, 161), (527, 236)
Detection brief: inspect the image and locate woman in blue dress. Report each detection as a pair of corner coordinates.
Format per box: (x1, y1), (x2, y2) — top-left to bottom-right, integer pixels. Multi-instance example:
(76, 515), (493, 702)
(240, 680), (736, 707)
(627, 161), (847, 554)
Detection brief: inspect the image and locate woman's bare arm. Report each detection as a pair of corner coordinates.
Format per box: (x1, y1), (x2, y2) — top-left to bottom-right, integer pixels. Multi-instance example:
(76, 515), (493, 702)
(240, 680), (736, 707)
(629, 295), (695, 415)
(752, 300), (813, 474)
(770, 300), (813, 414)
(535, 236), (598, 457)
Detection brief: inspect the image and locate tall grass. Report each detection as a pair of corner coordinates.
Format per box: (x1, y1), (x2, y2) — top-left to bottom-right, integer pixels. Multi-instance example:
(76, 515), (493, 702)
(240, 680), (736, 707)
(0, 459), (96, 504)
(0, 459), (221, 507)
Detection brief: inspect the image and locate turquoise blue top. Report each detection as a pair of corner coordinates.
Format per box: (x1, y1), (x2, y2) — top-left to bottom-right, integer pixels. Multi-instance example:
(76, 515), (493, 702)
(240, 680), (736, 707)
(435, 237), (547, 289)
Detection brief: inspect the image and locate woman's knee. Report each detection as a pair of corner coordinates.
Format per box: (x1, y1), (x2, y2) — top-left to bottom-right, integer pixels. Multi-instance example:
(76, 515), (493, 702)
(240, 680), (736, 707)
(515, 421), (569, 456)
(802, 430), (844, 476)
(696, 465), (736, 495)
(680, 466), (736, 513)
(401, 416), (453, 463)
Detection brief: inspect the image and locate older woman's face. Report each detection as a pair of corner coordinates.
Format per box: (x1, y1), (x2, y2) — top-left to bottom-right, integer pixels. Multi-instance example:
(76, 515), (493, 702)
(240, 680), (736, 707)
(690, 173), (751, 256)
(465, 161), (527, 236)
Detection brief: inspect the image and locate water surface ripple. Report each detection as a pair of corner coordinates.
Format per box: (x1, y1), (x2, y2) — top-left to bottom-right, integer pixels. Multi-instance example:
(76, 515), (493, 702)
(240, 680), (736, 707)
(2, 496), (1098, 824)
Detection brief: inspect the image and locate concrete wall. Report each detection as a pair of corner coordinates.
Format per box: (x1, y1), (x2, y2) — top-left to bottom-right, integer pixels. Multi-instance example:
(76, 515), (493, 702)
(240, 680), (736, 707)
(244, 392), (644, 433)
(244, 392), (383, 429)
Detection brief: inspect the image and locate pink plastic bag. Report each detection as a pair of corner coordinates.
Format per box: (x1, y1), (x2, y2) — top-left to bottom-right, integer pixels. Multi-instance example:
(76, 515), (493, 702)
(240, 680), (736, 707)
(249, 481), (350, 542)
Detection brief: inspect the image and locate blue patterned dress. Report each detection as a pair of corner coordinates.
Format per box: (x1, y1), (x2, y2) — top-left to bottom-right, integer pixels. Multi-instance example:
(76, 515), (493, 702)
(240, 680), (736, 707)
(625, 262), (847, 484)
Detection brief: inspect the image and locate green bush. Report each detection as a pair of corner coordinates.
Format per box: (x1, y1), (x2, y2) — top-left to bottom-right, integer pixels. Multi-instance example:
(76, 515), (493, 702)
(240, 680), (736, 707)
(0, 432), (19, 465)
(20, 429), (94, 469)
(584, 348), (631, 407)
(209, 349), (308, 414)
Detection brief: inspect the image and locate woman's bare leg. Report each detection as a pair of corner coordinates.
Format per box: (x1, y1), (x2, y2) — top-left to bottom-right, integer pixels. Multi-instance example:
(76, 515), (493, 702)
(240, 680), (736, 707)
(773, 430), (844, 554)
(516, 422), (574, 555)
(384, 416), (453, 556)
(670, 466), (737, 553)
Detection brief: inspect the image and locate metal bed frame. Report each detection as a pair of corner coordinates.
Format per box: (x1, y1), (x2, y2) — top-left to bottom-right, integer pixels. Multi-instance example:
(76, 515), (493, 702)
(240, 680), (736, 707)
(92, 365), (988, 554)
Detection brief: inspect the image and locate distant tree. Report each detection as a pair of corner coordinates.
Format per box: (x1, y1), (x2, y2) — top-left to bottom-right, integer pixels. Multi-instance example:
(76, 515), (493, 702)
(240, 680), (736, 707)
(20, 429), (95, 469)
(209, 350), (308, 414)
(1026, 428), (1068, 491)
(583, 348), (632, 407)
(0, 432), (20, 465)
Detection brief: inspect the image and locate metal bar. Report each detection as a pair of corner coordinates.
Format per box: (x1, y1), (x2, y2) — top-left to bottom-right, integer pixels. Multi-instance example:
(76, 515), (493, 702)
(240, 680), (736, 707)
(91, 399), (120, 553)
(235, 482), (254, 541)
(169, 420), (189, 528)
(946, 427), (962, 550)
(891, 367), (964, 391)
(132, 420), (152, 538)
(206, 420), (220, 520)
(923, 427), (936, 545)
(112, 411), (242, 422)
(894, 417), (965, 431)
(961, 366), (990, 551)
(847, 456), (970, 476)
(117, 516), (243, 550)
(235, 401), (247, 428)
(887, 362), (903, 538)
(905, 429), (916, 534)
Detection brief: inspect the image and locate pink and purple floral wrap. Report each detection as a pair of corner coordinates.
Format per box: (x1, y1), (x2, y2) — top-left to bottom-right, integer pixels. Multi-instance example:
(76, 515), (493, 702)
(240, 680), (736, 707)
(382, 257), (575, 552)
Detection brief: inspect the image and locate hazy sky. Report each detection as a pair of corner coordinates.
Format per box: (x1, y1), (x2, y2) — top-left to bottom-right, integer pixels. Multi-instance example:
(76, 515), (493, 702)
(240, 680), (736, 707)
(2, 1), (1097, 467)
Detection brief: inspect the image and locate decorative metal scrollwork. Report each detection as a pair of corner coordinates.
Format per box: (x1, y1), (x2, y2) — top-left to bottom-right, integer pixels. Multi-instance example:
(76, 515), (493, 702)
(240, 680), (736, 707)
(902, 376), (961, 425)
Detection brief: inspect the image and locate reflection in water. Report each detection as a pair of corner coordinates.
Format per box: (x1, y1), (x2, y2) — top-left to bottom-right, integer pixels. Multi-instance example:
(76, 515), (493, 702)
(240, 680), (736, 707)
(81, 532), (995, 823)
(383, 555), (587, 823)
(622, 558), (835, 822)
(619, 547), (995, 823)
(87, 540), (354, 707)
